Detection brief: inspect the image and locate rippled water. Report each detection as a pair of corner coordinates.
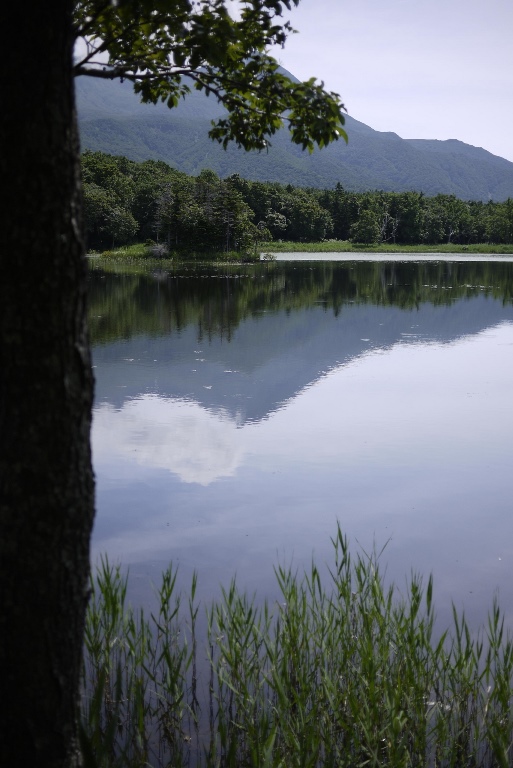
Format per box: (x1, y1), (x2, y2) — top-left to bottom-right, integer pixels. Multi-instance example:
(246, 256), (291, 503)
(89, 260), (513, 629)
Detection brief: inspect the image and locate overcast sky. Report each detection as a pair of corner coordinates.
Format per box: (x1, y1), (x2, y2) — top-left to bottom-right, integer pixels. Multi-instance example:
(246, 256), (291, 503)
(269, 0), (513, 162)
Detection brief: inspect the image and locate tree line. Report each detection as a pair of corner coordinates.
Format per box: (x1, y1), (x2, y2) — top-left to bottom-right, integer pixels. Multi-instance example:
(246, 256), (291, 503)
(83, 150), (513, 252)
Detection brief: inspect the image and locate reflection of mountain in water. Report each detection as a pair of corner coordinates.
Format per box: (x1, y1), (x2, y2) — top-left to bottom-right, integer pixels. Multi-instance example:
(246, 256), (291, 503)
(92, 262), (513, 423)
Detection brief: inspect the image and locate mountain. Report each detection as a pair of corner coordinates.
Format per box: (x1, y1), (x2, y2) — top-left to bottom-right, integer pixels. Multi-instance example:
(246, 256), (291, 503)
(92, 291), (513, 423)
(76, 72), (513, 201)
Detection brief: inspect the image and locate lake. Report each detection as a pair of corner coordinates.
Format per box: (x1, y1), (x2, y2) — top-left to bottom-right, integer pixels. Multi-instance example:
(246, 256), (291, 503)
(89, 259), (513, 631)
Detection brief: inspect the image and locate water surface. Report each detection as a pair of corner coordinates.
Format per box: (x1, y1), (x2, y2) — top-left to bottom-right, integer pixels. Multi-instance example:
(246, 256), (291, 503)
(89, 260), (513, 629)
(265, 252), (513, 262)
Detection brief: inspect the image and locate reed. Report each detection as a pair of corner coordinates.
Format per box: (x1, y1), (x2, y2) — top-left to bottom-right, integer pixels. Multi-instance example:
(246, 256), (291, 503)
(81, 528), (513, 767)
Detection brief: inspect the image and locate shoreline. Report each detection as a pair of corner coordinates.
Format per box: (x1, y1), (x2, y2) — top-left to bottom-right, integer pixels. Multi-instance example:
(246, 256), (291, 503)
(262, 251), (513, 262)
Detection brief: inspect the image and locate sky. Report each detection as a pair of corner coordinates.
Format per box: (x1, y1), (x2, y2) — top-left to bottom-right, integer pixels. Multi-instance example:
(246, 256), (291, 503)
(268, 0), (513, 162)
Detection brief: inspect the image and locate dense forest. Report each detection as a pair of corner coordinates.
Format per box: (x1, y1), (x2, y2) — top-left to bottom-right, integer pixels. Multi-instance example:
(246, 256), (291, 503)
(82, 150), (513, 252)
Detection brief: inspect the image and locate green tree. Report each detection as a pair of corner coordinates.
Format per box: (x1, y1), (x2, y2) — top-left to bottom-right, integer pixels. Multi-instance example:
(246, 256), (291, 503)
(350, 208), (381, 245)
(486, 199), (513, 244)
(286, 190), (333, 241)
(74, 0), (347, 152)
(0, 4), (347, 765)
(82, 151), (139, 247)
(153, 181), (176, 247)
(318, 183), (356, 241)
(83, 181), (139, 248)
(468, 200), (489, 244)
(422, 194), (471, 244)
(81, 149), (136, 205)
(264, 208), (288, 238)
(132, 159), (182, 240)
(394, 192), (424, 244)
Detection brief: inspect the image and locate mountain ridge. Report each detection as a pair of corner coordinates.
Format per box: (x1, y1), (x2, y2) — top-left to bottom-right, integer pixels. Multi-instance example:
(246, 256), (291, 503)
(76, 73), (513, 201)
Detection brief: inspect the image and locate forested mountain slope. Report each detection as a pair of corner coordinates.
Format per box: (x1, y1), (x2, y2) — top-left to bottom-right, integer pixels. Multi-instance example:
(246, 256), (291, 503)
(76, 74), (513, 201)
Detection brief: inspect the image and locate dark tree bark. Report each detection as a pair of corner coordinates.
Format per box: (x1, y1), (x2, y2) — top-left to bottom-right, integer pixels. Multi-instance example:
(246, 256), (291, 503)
(0, 2), (94, 766)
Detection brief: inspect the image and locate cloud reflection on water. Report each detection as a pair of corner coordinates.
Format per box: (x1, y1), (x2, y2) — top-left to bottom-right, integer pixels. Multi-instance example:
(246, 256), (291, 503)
(93, 395), (244, 486)
(94, 322), (513, 488)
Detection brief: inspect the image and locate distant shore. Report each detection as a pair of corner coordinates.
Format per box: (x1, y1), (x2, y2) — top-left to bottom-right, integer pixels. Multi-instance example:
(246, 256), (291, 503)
(263, 252), (513, 262)
(260, 240), (513, 254)
(87, 241), (513, 268)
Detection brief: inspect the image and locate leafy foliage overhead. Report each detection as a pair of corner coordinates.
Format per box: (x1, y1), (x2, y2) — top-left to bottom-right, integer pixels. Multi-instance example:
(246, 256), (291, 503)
(73, 0), (347, 152)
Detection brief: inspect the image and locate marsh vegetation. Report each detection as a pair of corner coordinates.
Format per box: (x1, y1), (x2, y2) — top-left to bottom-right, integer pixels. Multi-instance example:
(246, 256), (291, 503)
(81, 529), (513, 768)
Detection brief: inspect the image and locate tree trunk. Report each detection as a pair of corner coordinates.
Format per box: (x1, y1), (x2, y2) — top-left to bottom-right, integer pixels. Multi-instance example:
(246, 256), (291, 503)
(0, 3), (94, 766)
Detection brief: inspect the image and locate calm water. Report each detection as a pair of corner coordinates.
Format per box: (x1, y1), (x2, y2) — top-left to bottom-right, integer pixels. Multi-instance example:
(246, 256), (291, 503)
(268, 252), (513, 262)
(89, 260), (513, 629)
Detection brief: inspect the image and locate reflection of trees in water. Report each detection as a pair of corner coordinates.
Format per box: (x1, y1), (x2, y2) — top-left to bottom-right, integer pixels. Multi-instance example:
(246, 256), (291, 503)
(88, 261), (513, 346)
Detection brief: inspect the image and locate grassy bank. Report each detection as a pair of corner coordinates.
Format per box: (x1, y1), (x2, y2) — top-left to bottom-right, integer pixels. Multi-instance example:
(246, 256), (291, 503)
(261, 241), (513, 254)
(88, 243), (261, 267)
(81, 528), (513, 768)
(88, 242), (513, 267)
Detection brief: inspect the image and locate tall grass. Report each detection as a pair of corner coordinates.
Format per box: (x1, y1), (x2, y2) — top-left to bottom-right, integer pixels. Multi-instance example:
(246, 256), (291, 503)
(260, 241), (513, 254)
(81, 528), (513, 767)
(91, 244), (260, 263)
